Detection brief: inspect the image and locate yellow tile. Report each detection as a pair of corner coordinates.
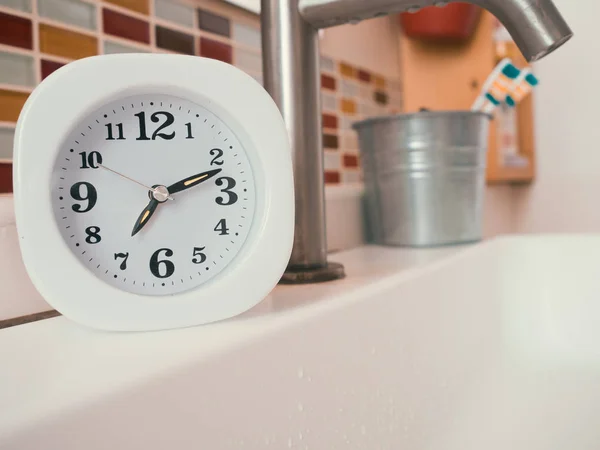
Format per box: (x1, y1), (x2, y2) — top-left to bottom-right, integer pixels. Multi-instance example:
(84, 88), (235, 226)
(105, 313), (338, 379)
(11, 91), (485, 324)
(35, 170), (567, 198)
(39, 24), (97, 60)
(339, 62), (355, 78)
(340, 98), (357, 115)
(374, 75), (386, 89)
(0, 89), (29, 122)
(104, 0), (149, 15)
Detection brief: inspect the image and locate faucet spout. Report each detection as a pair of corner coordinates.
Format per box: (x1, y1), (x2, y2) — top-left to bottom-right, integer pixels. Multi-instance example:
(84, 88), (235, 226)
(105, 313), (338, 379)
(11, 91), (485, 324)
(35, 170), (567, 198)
(298, 0), (573, 62)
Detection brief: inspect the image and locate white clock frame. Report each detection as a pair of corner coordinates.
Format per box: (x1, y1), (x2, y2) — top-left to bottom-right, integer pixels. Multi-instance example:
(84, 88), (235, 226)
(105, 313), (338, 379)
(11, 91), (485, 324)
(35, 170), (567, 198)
(13, 54), (294, 331)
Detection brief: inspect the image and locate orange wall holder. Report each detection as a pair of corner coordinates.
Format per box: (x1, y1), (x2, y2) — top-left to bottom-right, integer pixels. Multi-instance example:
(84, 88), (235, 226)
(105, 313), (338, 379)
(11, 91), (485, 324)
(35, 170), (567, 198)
(400, 3), (482, 42)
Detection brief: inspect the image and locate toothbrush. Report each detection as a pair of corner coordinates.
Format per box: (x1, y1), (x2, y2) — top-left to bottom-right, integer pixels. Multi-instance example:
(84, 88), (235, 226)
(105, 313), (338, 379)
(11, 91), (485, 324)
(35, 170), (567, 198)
(472, 58), (521, 113)
(505, 69), (539, 108)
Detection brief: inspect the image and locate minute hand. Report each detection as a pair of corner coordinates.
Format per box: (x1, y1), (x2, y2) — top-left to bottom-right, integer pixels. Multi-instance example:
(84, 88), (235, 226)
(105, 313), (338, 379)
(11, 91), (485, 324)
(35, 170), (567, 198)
(167, 168), (222, 195)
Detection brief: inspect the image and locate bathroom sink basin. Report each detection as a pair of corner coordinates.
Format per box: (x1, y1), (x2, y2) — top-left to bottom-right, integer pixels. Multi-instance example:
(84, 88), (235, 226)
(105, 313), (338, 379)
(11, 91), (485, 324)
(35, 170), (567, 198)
(1, 235), (599, 449)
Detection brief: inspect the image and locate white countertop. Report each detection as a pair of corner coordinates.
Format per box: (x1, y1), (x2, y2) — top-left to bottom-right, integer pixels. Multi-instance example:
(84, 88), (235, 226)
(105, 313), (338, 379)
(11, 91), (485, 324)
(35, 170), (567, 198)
(0, 243), (468, 442)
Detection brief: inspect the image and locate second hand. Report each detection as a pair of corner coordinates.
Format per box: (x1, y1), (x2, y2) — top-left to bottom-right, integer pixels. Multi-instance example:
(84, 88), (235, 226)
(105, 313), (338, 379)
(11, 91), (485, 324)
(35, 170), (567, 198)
(98, 164), (173, 200)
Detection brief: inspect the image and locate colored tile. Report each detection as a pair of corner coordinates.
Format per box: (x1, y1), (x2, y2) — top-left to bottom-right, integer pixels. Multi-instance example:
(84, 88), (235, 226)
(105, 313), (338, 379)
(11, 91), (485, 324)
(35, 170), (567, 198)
(40, 59), (64, 79)
(388, 79), (402, 91)
(322, 113), (338, 129)
(339, 62), (355, 78)
(154, 0), (194, 28)
(103, 8), (149, 44)
(339, 116), (357, 130)
(0, 127), (14, 160)
(200, 37), (232, 64)
(373, 75), (386, 89)
(324, 170), (340, 184)
(0, 89), (29, 122)
(103, 39), (148, 54)
(156, 26), (194, 55)
(320, 55), (334, 72)
(323, 133), (338, 149)
(321, 92), (336, 111)
(0, 0), (31, 12)
(321, 73), (336, 91)
(374, 91), (389, 105)
(343, 154), (359, 168)
(232, 22), (260, 50)
(0, 51), (35, 86)
(0, 163), (12, 192)
(341, 170), (361, 183)
(357, 69), (371, 83)
(341, 79), (358, 97)
(197, 9), (230, 37)
(342, 133), (358, 150)
(0, 12), (32, 50)
(104, 0), (148, 15)
(340, 98), (357, 115)
(323, 150), (340, 171)
(38, 0), (96, 30)
(39, 23), (97, 59)
(360, 84), (374, 99)
(235, 47), (261, 74)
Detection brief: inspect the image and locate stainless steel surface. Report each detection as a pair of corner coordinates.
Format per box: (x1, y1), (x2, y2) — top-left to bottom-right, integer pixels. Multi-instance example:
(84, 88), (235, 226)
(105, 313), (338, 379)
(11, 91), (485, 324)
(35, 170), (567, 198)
(261, 0), (330, 272)
(354, 111), (490, 247)
(299, 0), (573, 62)
(261, 0), (572, 279)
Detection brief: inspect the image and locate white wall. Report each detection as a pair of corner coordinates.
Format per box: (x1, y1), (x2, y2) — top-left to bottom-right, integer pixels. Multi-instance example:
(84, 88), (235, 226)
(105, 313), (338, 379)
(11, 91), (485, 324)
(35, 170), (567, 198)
(514, 0), (600, 232)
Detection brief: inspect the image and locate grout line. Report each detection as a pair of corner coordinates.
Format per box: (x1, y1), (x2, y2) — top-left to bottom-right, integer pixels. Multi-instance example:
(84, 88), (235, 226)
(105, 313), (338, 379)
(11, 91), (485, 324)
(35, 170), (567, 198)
(95, 0), (102, 54)
(0, 83), (34, 93)
(38, 17), (98, 38)
(31, 0), (40, 85)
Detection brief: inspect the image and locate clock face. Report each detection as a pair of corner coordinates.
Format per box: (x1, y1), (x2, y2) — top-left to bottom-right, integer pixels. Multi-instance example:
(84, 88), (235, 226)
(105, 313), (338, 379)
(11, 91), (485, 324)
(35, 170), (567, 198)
(51, 93), (256, 296)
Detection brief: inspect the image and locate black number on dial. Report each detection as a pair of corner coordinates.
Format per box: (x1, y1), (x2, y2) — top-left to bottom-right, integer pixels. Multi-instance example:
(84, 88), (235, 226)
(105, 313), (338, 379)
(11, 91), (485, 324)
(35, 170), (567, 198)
(150, 248), (175, 278)
(70, 182), (97, 213)
(135, 111), (175, 141)
(185, 122), (194, 139)
(85, 226), (101, 244)
(215, 177), (238, 206)
(105, 123), (125, 140)
(114, 252), (129, 270)
(192, 247), (207, 264)
(79, 151), (102, 169)
(210, 148), (224, 166)
(214, 219), (229, 236)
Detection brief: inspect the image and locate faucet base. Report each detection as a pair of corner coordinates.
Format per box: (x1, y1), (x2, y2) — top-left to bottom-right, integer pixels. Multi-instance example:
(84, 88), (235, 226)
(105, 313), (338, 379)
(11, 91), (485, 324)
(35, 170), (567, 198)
(280, 262), (345, 284)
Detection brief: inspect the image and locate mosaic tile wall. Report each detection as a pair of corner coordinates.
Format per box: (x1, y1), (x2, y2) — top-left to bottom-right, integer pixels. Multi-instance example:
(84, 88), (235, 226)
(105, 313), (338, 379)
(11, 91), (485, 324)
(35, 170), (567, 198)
(0, 0), (403, 192)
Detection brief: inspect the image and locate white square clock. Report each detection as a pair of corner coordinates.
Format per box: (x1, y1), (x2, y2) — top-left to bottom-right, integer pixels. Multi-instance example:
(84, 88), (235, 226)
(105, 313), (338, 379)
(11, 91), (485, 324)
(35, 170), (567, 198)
(13, 54), (294, 331)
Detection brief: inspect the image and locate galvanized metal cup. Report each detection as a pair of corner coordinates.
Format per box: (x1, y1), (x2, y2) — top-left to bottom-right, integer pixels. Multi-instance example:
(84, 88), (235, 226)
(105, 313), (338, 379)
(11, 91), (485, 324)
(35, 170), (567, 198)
(353, 110), (491, 247)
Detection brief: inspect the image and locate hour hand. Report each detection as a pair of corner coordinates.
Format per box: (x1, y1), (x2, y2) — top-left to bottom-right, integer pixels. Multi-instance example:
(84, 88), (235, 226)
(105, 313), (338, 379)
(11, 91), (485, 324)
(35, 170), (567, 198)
(131, 198), (159, 237)
(167, 168), (222, 195)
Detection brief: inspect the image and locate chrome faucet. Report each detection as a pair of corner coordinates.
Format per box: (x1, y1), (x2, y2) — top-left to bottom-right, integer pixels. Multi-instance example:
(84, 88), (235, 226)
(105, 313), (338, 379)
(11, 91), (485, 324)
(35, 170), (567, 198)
(262, 0), (573, 283)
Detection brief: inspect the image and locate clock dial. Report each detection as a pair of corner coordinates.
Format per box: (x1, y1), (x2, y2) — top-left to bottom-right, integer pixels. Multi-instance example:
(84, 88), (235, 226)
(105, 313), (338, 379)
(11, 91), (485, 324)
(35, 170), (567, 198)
(51, 94), (256, 296)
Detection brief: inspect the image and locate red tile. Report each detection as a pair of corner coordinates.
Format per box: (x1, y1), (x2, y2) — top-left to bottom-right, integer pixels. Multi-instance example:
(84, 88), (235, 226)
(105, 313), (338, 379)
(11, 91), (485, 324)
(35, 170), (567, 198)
(343, 154), (359, 168)
(357, 69), (372, 83)
(322, 113), (338, 129)
(41, 59), (65, 80)
(0, 12), (32, 50)
(321, 73), (336, 90)
(0, 163), (12, 193)
(324, 170), (340, 184)
(199, 37), (232, 63)
(103, 8), (150, 44)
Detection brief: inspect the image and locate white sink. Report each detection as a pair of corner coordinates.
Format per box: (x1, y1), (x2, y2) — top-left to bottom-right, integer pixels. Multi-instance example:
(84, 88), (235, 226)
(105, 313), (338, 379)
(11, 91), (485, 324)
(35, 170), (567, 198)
(1, 235), (599, 449)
